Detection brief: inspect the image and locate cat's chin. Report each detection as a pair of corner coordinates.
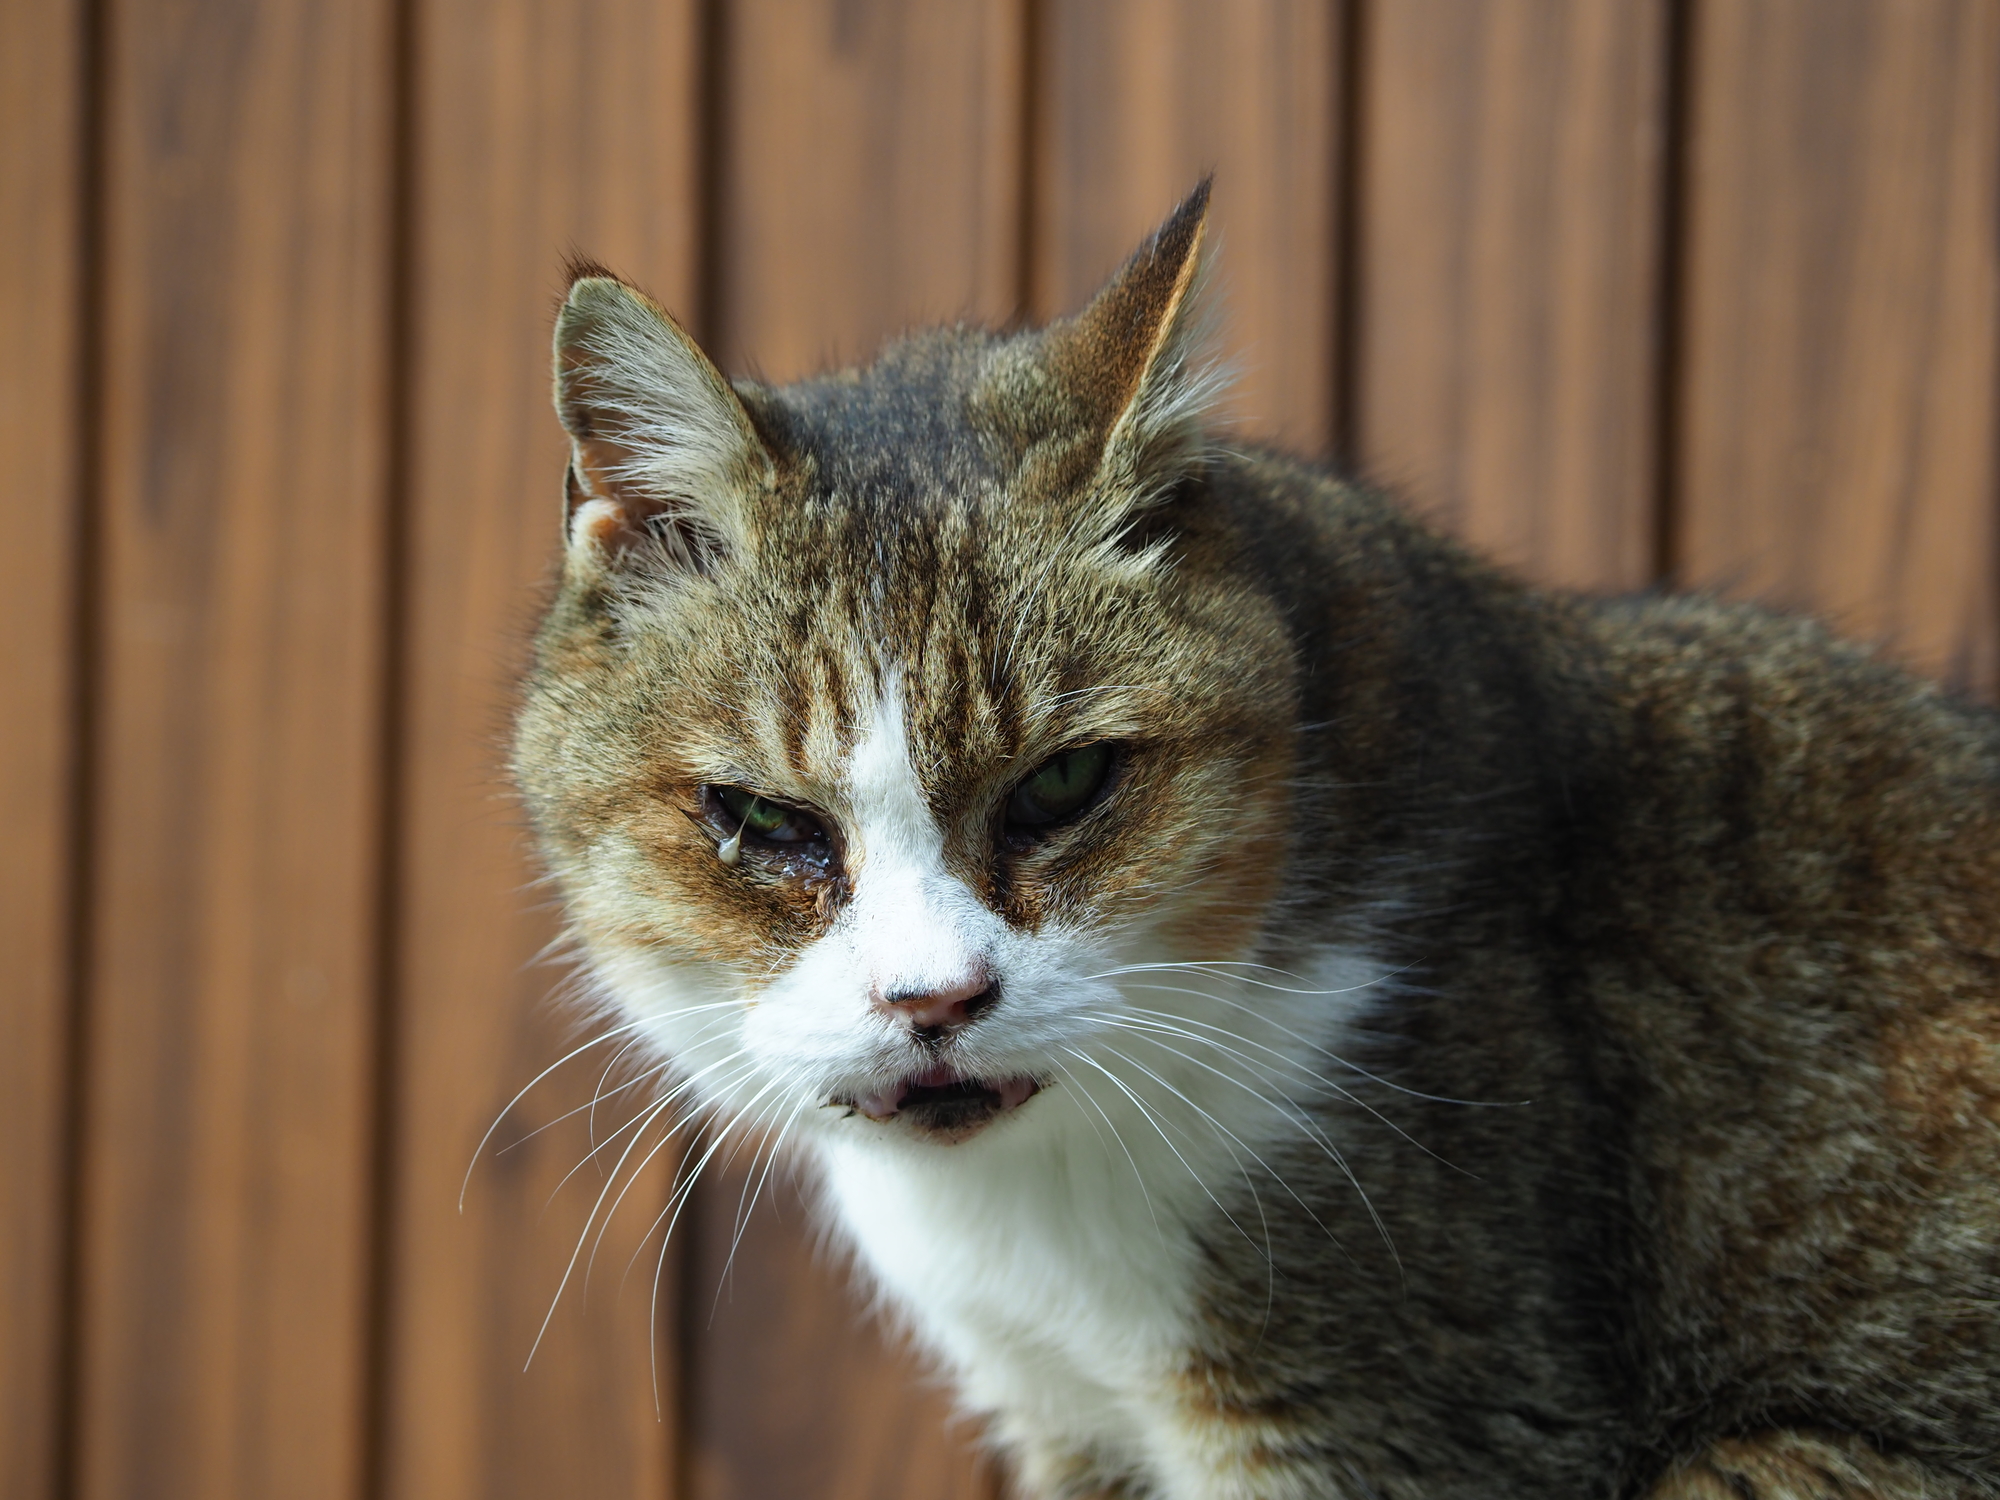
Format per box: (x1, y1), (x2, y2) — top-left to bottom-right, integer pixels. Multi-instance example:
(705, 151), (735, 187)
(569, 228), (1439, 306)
(842, 1064), (1042, 1143)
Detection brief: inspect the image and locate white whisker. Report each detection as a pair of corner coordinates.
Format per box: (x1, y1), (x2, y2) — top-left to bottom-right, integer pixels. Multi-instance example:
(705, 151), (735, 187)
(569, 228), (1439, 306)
(1105, 970), (1522, 1107)
(1115, 1006), (1472, 1175)
(527, 1080), (701, 1371)
(462, 1017), (656, 1211)
(1052, 1060), (1165, 1243)
(1061, 1046), (1259, 1253)
(1097, 1030), (1388, 1270)
(496, 1062), (669, 1157)
(544, 1047), (751, 1209)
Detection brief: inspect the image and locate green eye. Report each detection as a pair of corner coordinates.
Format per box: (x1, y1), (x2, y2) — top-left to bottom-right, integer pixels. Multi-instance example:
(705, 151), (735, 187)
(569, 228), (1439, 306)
(1007, 743), (1113, 829)
(715, 785), (826, 845)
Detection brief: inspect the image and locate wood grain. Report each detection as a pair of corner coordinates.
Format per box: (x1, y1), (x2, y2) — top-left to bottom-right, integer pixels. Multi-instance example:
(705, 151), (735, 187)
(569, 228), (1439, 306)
(712, 0), (1027, 380)
(72, 1), (393, 1496)
(1675, 0), (2000, 690)
(1033, 0), (1344, 452)
(684, 1171), (995, 1500)
(381, 1), (702, 1496)
(0, 1), (83, 1495)
(1351, 0), (1670, 590)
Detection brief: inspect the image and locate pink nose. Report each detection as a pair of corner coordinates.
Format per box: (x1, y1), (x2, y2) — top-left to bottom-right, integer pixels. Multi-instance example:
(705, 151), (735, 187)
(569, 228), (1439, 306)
(875, 963), (994, 1034)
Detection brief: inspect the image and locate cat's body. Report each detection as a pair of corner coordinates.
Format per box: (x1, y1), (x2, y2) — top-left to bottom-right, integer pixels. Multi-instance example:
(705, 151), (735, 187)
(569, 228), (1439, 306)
(515, 186), (2000, 1497)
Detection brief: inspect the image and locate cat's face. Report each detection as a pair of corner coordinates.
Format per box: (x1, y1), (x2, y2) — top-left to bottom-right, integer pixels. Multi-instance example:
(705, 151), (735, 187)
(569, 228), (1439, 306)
(516, 187), (1302, 1150)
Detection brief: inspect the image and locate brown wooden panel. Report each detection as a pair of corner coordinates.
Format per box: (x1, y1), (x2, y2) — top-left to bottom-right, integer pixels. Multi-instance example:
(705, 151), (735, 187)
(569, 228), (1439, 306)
(1677, 0), (2000, 688)
(382, 2), (702, 1497)
(73, 1), (393, 1497)
(1351, 0), (1669, 591)
(713, 0), (1026, 379)
(0, 1), (82, 1495)
(1034, 0), (1344, 452)
(684, 1171), (997, 1500)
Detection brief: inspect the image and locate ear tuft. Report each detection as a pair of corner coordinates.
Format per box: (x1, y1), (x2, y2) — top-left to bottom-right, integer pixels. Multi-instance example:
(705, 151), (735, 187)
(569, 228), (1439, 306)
(560, 253), (623, 293)
(1040, 178), (1225, 538)
(552, 270), (770, 575)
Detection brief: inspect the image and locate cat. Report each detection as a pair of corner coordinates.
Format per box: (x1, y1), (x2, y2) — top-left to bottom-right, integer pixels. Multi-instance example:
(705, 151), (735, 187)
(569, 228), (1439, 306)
(513, 180), (2000, 1498)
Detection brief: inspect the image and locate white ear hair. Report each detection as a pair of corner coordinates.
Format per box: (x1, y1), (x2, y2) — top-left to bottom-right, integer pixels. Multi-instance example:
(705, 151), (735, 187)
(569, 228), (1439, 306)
(1094, 235), (1229, 513)
(1033, 179), (1230, 557)
(552, 273), (770, 571)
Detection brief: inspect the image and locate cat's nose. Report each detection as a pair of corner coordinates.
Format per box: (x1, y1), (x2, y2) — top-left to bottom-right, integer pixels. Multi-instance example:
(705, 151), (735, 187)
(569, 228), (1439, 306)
(875, 964), (995, 1037)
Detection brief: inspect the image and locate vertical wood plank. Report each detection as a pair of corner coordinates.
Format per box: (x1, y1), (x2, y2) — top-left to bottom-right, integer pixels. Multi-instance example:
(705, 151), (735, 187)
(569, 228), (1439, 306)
(383, 2), (702, 1497)
(0, 1), (83, 1495)
(1351, 0), (1670, 591)
(1034, 0), (1344, 452)
(74, 1), (393, 1496)
(713, 0), (1026, 380)
(1676, 0), (2000, 690)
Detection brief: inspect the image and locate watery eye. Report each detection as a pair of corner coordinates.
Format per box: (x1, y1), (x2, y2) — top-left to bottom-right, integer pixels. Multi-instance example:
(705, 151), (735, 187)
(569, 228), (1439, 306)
(715, 785), (827, 844)
(1007, 743), (1113, 829)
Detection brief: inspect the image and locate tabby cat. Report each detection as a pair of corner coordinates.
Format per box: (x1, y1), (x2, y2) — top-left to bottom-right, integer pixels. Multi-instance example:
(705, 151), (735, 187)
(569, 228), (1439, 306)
(513, 183), (2000, 1497)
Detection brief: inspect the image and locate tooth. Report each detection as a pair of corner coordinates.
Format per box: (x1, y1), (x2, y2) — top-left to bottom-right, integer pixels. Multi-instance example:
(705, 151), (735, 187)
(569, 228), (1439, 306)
(857, 1085), (904, 1120)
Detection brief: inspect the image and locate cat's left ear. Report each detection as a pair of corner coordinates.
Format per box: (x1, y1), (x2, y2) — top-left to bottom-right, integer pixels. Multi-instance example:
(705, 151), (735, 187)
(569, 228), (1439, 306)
(1040, 178), (1221, 525)
(552, 267), (772, 574)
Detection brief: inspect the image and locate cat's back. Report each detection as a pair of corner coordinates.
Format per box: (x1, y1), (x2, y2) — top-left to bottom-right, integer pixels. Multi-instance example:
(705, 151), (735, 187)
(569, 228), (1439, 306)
(1574, 592), (2000, 1471)
(1180, 452), (2000, 1476)
(1580, 589), (2000, 997)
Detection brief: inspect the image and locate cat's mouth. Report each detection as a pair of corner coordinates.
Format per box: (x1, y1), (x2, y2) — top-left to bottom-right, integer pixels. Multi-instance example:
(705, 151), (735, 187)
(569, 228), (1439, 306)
(846, 1064), (1041, 1140)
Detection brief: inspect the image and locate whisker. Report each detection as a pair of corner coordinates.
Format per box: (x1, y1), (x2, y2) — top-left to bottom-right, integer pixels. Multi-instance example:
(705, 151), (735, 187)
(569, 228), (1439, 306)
(1086, 957), (1412, 994)
(532, 1046), (769, 1369)
(1051, 1060), (1165, 1243)
(630, 1076), (801, 1418)
(1114, 1008), (1472, 1175)
(496, 1063), (669, 1157)
(627, 1078), (794, 1388)
(581, 1090), (725, 1295)
(526, 1071), (716, 1371)
(1086, 1039), (1285, 1293)
(586, 1033), (659, 1149)
(1097, 1033), (1385, 1270)
(1095, 1041), (1337, 1258)
(1061, 1047), (1259, 1253)
(1100, 1015), (1351, 1145)
(581, 1068), (782, 1307)
(711, 1093), (817, 1322)
(544, 1048), (753, 1209)
(462, 1017), (657, 1210)
(1109, 975), (1523, 1107)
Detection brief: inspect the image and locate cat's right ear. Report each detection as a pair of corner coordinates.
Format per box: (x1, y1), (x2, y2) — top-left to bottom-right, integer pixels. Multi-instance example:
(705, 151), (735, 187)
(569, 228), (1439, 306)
(1017, 179), (1222, 551)
(551, 267), (770, 574)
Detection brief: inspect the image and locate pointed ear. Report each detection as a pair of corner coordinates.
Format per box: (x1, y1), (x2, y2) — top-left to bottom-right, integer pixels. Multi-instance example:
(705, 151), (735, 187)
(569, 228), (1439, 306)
(552, 266), (771, 572)
(1041, 178), (1221, 517)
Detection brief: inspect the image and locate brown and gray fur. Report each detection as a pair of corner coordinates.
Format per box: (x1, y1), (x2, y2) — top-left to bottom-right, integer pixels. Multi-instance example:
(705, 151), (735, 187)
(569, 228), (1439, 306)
(514, 182), (2000, 1498)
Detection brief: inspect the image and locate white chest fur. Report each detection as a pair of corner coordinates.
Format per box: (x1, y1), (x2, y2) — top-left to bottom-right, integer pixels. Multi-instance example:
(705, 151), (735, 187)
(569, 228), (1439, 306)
(810, 943), (1387, 1489)
(819, 1101), (1206, 1474)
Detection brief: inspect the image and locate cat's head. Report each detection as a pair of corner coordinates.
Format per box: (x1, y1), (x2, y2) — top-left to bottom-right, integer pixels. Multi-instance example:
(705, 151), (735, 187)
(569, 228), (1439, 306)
(515, 183), (1309, 1151)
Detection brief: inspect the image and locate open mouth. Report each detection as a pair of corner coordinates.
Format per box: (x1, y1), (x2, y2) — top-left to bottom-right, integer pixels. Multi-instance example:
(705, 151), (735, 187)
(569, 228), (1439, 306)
(848, 1065), (1041, 1138)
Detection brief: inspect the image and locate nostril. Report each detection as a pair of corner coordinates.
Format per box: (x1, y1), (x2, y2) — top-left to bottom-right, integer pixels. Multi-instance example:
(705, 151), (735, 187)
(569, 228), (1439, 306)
(877, 970), (998, 1036)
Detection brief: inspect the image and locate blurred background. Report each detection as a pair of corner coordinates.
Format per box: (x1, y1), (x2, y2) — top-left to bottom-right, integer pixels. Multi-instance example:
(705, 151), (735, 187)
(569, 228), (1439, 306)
(4, 2), (1997, 1497)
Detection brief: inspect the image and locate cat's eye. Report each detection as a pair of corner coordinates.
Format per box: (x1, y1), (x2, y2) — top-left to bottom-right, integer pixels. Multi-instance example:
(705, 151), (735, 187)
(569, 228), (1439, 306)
(713, 785), (828, 846)
(1006, 743), (1114, 830)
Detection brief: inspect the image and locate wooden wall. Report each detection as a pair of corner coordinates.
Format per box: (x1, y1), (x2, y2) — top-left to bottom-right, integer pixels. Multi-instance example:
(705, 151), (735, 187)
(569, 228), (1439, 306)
(4, 3), (1997, 1497)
